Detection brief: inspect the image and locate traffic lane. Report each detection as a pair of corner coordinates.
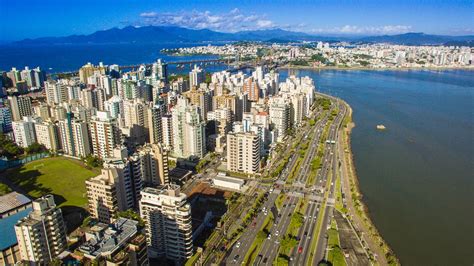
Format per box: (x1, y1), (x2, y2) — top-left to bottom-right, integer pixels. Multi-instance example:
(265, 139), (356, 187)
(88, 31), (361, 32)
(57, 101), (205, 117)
(226, 192), (278, 264)
(260, 196), (299, 264)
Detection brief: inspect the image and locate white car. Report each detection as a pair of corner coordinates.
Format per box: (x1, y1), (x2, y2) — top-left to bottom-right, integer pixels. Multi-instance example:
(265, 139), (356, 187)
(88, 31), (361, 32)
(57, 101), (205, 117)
(236, 242), (241, 248)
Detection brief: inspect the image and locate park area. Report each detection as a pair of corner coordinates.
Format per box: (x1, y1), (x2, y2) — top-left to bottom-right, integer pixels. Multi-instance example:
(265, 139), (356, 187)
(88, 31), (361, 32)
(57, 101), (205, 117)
(0, 157), (99, 208)
(0, 156), (101, 231)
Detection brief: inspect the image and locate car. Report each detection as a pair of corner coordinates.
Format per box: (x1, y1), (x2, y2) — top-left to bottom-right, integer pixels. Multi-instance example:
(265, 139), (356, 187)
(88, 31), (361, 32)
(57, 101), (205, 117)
(298, 246), (303, 253)
(275, 230), (279, 236)
(283, 204), (287, 207)
(233, 254), (240, 262)
(263, 257), (268, 263)
(304, 231), (308, 236)
(288, 212), (291, 217)
(236, 242), (241, 248)
(267, 234), (271, 240)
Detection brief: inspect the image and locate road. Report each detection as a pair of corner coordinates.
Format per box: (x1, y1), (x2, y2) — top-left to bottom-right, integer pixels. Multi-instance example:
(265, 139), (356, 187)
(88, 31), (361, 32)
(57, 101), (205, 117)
(223, 95), (350, 266)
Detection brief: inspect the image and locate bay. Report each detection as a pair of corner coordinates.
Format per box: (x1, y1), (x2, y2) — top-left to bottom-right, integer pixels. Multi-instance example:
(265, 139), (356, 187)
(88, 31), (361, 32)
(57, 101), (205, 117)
(280, 69), (474, 265)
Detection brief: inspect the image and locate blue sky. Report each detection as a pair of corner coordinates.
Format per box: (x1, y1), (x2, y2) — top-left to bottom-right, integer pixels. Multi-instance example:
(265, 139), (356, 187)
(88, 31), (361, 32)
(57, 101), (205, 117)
(0, 0), (472, 40)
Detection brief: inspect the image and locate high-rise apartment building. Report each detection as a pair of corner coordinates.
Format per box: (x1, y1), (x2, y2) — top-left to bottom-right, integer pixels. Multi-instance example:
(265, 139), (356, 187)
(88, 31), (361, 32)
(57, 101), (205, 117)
(0, 103), (12, 132)
(172, 97), (206, 158)
(85, 168), (120, 223)
(139, 185), (193, 262)
(58, 113), (91, 158)
(136, 143), (169, 186)
(89, 111), (121, 159)
(34, 121), (59, 151)
(12, 117), (37, 148)
(7, 95), (32, 121)
(189, 65), (205, 88)
(227, 131), (261, 174)
(14, 195), (67, 264)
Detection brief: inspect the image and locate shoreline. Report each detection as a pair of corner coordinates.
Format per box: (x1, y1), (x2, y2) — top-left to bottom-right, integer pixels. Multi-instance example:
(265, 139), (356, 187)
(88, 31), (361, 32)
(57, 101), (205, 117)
(337, 98), (399, 265)
(279, 65), (474, 71)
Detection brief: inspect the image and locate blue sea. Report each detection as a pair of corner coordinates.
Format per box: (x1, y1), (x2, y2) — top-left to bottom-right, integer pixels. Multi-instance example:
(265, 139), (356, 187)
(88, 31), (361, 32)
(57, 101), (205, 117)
(1, 44), (473, 265)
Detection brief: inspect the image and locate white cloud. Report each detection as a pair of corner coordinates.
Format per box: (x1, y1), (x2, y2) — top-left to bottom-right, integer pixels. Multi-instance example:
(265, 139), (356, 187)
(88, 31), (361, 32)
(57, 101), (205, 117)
(309, 25), (413, 35)
(256, 20), (274, 28)
(136, 9), (276, 32)
(139, 12), (158, 18)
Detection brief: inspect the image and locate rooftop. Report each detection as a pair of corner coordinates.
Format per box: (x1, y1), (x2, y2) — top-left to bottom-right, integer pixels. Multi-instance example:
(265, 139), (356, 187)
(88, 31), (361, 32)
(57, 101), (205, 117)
(0, 192), (31, 214)
(78, 218), (138, 258)
(0, 207), (32, 250)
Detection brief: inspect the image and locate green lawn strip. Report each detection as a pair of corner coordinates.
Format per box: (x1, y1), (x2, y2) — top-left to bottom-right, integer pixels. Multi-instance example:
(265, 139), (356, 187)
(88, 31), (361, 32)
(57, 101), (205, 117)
(242, 212), (274, 265)
(275, 194), (286, 211)
(306, 170), (333, 265)
(327, 217), (347, 266)
(274, 198), (307, 265)
(285, 156), (303, 184)
(334, 169), (346, 213)
(2, 157), (99, 207)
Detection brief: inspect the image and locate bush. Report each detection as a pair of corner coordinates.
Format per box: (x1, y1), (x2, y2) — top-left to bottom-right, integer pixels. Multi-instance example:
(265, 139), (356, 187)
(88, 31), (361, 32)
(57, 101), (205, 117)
(84, 155), (103, 168)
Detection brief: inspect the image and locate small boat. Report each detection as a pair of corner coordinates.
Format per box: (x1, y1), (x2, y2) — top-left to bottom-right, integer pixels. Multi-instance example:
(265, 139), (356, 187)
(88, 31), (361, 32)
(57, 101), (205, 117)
(376, 124), (386, 130)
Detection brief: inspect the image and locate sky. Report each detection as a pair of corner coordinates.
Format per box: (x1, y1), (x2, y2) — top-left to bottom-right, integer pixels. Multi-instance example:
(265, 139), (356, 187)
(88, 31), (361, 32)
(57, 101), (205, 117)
(0, 0), (473, 40)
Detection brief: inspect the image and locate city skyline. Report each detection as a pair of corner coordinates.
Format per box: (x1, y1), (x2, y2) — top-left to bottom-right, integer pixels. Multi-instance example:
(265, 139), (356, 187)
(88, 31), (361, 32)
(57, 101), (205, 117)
(0, 0), (473, 40)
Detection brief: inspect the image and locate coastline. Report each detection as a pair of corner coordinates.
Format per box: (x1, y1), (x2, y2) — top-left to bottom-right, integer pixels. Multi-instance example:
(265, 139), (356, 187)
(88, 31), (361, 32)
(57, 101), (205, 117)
(279, 65), (474, 71)
(338, 99), (400, 265)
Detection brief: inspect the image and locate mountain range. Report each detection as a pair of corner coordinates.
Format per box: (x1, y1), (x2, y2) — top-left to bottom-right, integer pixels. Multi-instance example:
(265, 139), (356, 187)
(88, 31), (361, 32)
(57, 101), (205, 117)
(13, 26), (474, 46)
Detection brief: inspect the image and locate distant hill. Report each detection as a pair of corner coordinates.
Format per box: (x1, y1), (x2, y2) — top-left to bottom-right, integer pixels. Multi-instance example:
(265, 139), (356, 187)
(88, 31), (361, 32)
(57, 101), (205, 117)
(12, 26), (474, 46)
(358, 32), (474, 45)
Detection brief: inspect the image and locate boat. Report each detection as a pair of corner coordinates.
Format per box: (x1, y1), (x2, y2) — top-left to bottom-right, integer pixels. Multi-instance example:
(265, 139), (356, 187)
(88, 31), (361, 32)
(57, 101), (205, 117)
(376, 124), (386, 130)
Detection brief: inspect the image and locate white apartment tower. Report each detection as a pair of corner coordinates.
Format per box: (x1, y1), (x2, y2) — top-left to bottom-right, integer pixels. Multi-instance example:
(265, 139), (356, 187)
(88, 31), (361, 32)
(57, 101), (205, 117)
(15, 195), (67, 264)
(139, 185), (193, 262)
(172, 97), (206, 158)
(34, 121), (59, 151)
(227, 131), (261, 174)
(189, 65), (205, 88)
(58, 113), (91, 158)
(90, 111), (121, 159)
(12, 116), (37, 148)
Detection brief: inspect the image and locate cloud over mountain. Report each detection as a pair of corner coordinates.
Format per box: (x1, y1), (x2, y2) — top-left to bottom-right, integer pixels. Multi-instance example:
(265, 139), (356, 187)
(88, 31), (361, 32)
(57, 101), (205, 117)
(137, 9), (275, 32)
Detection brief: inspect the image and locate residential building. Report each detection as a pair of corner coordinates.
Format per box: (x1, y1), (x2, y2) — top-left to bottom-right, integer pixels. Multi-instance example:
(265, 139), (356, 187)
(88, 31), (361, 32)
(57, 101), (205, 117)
(227, 131), (261, 174)
(139, 185), (193, 262)
(7, 95), (32, 121)
(14, 195), (67, 264)
(12, 116), (37, 148)
(89, 111), (121, 159)
(34, 121), (59, 151)
(78, 218), (148, 266)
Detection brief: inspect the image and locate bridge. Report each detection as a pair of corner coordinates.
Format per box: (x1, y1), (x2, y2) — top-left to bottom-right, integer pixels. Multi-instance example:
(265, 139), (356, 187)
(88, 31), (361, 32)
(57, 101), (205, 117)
(47, 58), (278, 77)
(118, 58), (234, 70)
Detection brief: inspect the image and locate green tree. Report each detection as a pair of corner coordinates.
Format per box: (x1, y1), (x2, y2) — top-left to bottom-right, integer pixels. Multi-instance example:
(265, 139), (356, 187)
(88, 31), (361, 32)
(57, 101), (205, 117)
(25, 142), (47, 155)
(84, 155), (103, 168)
(0, 133), (23, 159)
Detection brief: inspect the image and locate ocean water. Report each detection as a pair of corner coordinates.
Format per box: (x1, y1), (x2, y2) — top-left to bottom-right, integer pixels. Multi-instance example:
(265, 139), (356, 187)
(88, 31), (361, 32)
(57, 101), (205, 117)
(280, 69), (474, 265)
(0, 43), (226, 73)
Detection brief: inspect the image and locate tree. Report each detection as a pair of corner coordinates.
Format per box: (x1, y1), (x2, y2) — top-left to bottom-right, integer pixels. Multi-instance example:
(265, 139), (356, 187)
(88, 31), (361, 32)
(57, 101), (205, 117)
(84, 155), (103, 168)
(0, 134), (23, 159)
(25, 142), (47, 155)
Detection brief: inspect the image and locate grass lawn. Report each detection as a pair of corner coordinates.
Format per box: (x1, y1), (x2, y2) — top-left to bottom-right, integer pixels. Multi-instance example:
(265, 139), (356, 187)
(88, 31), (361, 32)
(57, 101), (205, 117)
(1, 157), (99, 208)
(327, 219), (347, 266)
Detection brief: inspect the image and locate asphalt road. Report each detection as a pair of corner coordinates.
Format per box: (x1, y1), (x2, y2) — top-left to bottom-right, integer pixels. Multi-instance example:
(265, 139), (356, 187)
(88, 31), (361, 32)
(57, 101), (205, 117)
(223, 96), (348, 265)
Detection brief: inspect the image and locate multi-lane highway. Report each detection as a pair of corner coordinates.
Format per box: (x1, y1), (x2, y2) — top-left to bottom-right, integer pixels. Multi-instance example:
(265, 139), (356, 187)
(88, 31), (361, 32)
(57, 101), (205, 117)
(223, 95), (348, 266)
